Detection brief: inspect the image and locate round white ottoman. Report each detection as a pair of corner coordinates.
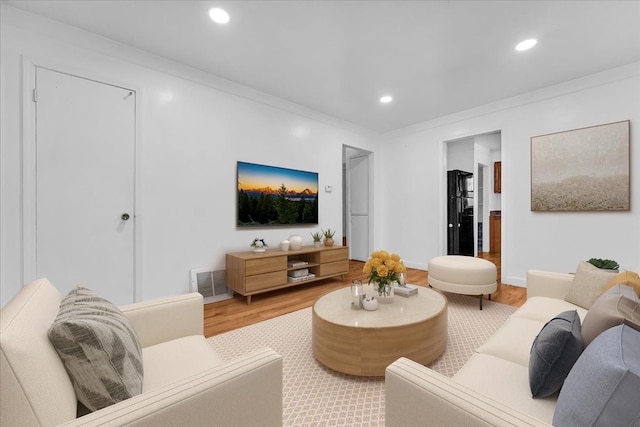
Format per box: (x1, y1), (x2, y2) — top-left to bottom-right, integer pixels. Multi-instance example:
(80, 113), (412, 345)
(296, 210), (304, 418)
(428, 255), (497, 310)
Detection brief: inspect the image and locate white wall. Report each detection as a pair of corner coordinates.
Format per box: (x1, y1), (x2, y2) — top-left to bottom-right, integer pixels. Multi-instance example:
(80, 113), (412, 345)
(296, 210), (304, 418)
(474, 132), (502, 210)
(2, 5), (639, 304)
(474, 132), (502, 253)
(474, 142), (491, 253)
(0, 5), (378, 305)
(446, 138), (474, 173)
(380, 63), (640, 285)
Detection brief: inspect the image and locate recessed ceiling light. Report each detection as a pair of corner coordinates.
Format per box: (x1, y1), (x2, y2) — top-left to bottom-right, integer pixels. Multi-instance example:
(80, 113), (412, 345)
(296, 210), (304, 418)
(380, 95), (393, 103)
(515, 39), (537, 51)
(209, 8), (230, 24)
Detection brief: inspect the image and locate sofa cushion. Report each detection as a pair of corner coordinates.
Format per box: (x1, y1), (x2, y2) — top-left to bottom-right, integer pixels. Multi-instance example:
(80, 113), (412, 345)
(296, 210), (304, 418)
(142, 335), (223, 391)
(529, 310), (583, 398)
(476, 317), (546, 367)
(553, 323), (640, 427)
(510, 296), (587, 324)
(48, 286), (144, 412)
(1, 279), (78, 426)
(600, 270), (640, 298)
(582, 284), (640, 347)
(453, 353), (557, 424)
(564, 261), (618, 309)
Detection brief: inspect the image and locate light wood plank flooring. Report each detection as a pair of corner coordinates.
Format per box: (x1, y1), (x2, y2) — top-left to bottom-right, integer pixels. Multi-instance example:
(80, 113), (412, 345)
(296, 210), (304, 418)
(204, 252), (524, 337)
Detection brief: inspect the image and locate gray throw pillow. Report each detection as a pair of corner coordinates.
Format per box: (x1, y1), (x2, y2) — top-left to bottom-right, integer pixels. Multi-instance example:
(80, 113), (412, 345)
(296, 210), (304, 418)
(553, 323), (640, 427)
(565, 261), (618, 309)
(581, 284), (640, 347)
(529, 310), (583, 398)
(48, 286), (143, 412)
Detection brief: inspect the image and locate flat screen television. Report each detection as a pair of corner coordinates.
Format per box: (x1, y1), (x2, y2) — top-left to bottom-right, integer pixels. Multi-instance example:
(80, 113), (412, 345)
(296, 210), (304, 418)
(237, 161), (318, 226)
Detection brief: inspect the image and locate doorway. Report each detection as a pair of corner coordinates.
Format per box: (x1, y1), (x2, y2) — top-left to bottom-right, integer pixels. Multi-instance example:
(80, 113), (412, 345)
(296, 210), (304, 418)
(25, 66), (137, 305)
(444, 132), (502, 257)
(343, 146), (372, 261)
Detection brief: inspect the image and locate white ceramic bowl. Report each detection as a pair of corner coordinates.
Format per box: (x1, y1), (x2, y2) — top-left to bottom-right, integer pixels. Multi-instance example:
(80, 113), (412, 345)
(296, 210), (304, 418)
(362, 297), (378, 311)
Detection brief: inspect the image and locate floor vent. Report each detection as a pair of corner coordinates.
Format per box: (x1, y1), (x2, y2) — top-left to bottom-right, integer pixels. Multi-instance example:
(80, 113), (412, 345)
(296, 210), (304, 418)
(190, 268), (232, 304)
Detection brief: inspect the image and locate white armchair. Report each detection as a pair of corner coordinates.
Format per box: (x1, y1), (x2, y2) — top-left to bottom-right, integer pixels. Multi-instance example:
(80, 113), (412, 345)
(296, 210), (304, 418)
(1, 278), (283, 427)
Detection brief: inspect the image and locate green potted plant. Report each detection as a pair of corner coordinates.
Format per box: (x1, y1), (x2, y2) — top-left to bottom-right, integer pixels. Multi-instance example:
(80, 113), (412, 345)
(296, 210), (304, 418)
(322, 228), (336, 247)
(311, 231), (323, 248)
(587, 258), (619, 272)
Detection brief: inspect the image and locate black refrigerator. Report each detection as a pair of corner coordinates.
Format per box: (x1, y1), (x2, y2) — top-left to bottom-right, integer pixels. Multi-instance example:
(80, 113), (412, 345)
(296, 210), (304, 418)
(447, 170), (474, 256)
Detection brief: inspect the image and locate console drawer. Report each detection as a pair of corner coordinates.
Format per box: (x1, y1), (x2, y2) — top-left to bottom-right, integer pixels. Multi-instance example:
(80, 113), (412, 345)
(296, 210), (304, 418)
(320, 247), (348, 263)
(246, 256), (287, 276)
(318, 260), (349, 277)
(246, 271), (287, 292)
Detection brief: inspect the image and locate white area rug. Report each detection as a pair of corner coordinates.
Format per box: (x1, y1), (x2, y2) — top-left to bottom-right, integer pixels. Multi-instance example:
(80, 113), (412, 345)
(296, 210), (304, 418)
(207, 292), (517, 426)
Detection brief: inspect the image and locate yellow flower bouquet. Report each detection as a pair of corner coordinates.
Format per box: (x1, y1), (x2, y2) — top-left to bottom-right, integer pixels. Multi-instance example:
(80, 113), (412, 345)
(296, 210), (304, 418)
(363, 250), (406, 296)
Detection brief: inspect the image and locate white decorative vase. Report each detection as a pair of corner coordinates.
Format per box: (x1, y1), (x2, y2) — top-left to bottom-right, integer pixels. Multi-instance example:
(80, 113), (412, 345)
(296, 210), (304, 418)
(288, 234), (303, 250)
(362, 297), (378, 311)
(279, 240), (290, 251)
(253, 248), (266, 254)
(313, 241), (321, 248)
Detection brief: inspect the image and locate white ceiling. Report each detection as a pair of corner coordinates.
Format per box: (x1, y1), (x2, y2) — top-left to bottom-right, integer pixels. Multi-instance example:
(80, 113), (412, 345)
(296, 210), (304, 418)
(6, 1), (640, 133)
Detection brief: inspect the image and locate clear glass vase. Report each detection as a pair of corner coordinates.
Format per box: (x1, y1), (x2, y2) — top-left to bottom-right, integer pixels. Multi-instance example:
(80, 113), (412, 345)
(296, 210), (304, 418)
(377, 283), (394, 303)
(351, 280), (363, 309)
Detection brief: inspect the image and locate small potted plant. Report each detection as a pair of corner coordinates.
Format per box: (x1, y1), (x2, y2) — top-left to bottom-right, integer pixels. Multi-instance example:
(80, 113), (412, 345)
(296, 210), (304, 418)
(311, 231), (323, 248)
(250, 238), (268, 254)
(587, 258), (619, 272)
(322, 228), (336, 247)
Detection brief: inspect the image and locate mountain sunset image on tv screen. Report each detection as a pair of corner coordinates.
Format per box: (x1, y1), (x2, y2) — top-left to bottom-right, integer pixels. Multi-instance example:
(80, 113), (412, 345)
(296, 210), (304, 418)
(237, 161), (319, 226)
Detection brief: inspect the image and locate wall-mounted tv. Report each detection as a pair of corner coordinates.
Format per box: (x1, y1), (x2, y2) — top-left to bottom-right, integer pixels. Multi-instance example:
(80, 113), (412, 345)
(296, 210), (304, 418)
(237, 161), (318, 227)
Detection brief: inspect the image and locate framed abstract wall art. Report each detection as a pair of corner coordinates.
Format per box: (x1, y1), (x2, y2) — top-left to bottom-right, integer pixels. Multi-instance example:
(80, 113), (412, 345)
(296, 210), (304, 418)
(530, 120), (630, 211)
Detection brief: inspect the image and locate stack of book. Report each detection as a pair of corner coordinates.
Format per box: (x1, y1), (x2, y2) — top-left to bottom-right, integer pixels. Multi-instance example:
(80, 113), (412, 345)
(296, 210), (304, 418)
(287, 260), (314, 283)
(288, 260), (308, 268)
(287, 273), (316, 283)
(393, 284), (418, 297)
(288, 268), (309, 278)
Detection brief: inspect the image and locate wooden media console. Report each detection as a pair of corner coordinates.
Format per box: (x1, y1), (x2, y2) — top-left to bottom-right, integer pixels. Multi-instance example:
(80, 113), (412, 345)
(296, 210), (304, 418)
(226, 245), (349, 304)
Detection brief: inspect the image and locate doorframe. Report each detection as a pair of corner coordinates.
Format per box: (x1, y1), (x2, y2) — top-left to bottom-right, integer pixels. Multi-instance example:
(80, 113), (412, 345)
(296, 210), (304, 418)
(21, 57), (143, 301)
(441, 131), (502, 259)
(476, 163), (491, 253)
(342, 145), (373, 260)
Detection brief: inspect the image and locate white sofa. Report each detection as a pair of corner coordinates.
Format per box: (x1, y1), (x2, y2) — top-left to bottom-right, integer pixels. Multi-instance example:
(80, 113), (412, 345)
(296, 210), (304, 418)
(385, 269), (614, 426)
(1, 278), (283, 427)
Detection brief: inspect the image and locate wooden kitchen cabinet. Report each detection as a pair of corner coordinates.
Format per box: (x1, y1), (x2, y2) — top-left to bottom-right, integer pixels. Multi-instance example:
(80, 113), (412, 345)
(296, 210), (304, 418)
(490, 213), (501, 254)
(494, 161), (502, 193)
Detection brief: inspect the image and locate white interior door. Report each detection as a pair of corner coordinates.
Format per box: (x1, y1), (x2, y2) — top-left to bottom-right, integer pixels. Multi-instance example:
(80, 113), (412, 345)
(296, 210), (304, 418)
(348, 155), (370, 261)
(35, 67), (136, 305)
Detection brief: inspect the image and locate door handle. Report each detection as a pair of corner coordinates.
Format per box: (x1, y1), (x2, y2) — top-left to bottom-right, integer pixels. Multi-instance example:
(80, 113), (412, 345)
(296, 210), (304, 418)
(121, 213), (130, 221)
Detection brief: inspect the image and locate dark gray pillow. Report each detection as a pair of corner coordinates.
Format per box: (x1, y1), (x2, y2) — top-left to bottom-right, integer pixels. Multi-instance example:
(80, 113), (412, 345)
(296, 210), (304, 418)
(553, 323), (640, 427)
(529, 310), (583, 398)
(48, 286), (143, 411)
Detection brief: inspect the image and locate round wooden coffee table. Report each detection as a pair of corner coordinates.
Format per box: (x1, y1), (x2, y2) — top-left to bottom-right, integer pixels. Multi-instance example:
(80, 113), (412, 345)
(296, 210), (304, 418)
(312, 285), (448, 376)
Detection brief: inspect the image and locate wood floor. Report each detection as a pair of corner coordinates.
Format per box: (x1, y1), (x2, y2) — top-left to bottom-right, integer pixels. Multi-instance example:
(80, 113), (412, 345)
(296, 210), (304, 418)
(204, 252), (525, 337)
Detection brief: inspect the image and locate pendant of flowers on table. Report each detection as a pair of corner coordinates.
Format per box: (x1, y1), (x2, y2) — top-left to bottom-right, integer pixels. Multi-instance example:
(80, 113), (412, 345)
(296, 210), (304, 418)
(250, 238), (268, 254)
(362, 250), (406, 295)
(250, 238), (268, 248)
